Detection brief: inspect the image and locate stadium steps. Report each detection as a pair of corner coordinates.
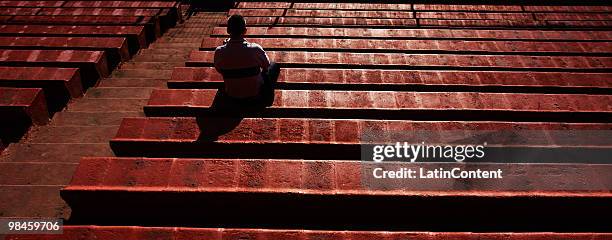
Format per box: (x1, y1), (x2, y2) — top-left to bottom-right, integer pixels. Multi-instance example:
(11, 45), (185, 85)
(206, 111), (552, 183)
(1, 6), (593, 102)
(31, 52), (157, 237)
(59, 157), (612, 231)
(60, 2), (612, 236)
(2, 2), (611, 239)
(0, 1), (204, 221)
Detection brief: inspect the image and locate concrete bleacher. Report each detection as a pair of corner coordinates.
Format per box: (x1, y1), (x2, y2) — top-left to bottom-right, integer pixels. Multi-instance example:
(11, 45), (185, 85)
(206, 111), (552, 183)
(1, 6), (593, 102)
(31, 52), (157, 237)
(3, 1), (612, 239)
(0, 87), (48, 143)
(63, 0), (612, 235)
(0, 0), (182, 147)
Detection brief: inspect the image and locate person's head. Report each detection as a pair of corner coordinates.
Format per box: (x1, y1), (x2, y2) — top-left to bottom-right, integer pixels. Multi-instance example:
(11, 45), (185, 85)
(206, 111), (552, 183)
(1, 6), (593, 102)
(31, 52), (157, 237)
(227, 14), (247, 38)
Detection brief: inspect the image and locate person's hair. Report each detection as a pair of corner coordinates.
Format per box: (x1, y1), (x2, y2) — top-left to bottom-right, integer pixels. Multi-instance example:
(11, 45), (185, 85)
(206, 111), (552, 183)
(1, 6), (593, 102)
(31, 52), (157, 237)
(227, 14), (246, 37)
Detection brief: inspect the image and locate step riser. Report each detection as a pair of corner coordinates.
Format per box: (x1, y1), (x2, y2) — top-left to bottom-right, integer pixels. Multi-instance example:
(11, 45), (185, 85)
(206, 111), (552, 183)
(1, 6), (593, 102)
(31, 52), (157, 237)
(63, 189), (612, 231)
(62, 157), (612, 231)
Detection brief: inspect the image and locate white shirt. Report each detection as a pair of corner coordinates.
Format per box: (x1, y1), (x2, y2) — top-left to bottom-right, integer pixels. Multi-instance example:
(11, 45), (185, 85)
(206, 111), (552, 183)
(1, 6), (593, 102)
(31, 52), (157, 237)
(213, 38), (270, 98)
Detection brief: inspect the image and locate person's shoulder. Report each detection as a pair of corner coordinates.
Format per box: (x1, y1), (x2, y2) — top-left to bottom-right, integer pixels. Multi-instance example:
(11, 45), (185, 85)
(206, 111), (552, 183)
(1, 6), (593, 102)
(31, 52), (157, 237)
(246, 42), (264, 51)
(215, 44), (227, 51)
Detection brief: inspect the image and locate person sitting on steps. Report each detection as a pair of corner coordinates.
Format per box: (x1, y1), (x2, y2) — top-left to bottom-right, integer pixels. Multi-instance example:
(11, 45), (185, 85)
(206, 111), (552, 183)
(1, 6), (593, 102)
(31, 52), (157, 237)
(214, 14), (280, 106)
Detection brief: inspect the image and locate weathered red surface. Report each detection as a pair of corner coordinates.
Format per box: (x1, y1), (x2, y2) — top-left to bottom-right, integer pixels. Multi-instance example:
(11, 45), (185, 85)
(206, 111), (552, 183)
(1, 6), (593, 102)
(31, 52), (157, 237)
(171, 67), (612, 90)
(0, 0), (605, 234)
(0, 0), (182, 149)
(421, 19), (612, 28)
(0, 49), (109, 87)
(236, 1), (293, 9)
(533, 13), (612, 20)
(0, 66), (82, 98)
(233, 16), (417, 27)
(238, 2), (413, 10)
(0, 49), (105, 65)
(201, 37), (612, 55)
(420, 19), (543, 28)
(211, 27), (612, 41)
(6, 226), (612, 240)
(0, 1), (64, 7)
(293, 3), (413, 10)
(146, 89), (612, 114)
(112, 117), (610, 145)
(9, 15), (151, 25)
(0, 36), (130, 62)
(414, 4), (523, 11)
(59, 157), (612, 230)
(63, 1), (177, 8)
(230, 9), (414, 18)
(0, 87), (49, 125)
(0, 25), (147, 50)
(37, 7), (162, 17)
(66, 157), (612, 195)
(523, 5), (612, 12)
(187, 51), (612, 71)
(0, 7), (41, 15)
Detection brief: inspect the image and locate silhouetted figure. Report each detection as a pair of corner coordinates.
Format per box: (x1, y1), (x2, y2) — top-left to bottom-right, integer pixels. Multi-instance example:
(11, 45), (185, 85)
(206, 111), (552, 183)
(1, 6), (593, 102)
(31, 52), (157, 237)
(214, 14), (280, 106)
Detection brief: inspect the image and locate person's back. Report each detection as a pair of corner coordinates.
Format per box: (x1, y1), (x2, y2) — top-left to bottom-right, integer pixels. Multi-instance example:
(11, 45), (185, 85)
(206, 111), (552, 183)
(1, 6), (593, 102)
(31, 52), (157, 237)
(214, 14), (278, 100)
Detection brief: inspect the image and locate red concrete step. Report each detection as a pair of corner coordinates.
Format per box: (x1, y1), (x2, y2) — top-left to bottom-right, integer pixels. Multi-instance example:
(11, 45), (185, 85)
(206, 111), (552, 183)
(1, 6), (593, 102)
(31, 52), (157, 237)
(229, 9), (413, 18)
(0, 1), (64, 7)
(187, 51), (612, 72)
(211, 26), (612, 41)
(0, 185), (66, 218)
(0, 49), (109, 88)
(524, 5), (612, 12)
(120, 61), (183, 70)
(110, 117), (611, 160)
(61, 157), (612, 231)
(0, 66), (81, 112)
(8, 16), (161, 42)
(414, 4), (523, 11)
(168, 67), (612, 94)
(0, 7), (41, 15)
(63, 1), (177, 9)
(144, 89), (611, 122)
(111, 69), (172, 79)
(26, 125), (119, 143)
(419, 19), (545, 28)
(8, 15), (150, 26)
(235, 1), (292, 9)
(545, 20), (612, 28)
(37, 7), (179, 30)
(417, 12), (533, 20)
(0, 36), (130, 67)
(1, 142), (113, 163)
(292, 2), (413, 11)
(52, 111), (143, 126)
(0, 25), (147, 55)
(0, 87), (48, 143)
(6, 226), (611, 240)
(38, 7), (162, 17)
(0, 162), (77, 185)
(237, 2), (413, 10)
(232, 16), (417, 27)
(63, 1), (182, 25)
(99, 78), (167, 88)
(200, 37), (612, 56)
(534, 13), (612, 20)
(420, 19), (612, 29)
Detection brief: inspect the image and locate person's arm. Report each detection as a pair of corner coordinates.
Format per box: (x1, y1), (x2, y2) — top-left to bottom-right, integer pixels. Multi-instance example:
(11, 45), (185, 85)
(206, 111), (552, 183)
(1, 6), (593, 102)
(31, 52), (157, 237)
(255, 44), (271, 72)
(213, 48), (222, 73)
